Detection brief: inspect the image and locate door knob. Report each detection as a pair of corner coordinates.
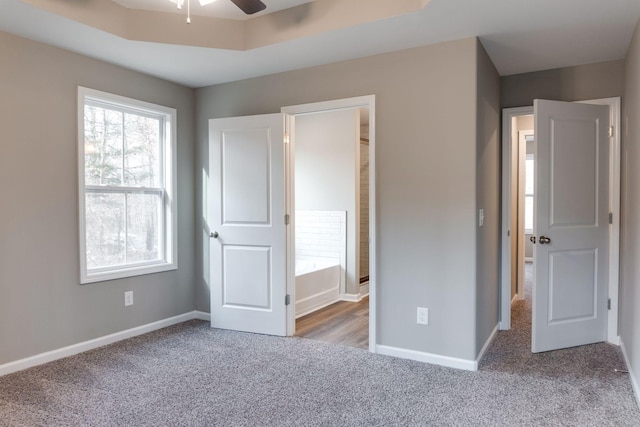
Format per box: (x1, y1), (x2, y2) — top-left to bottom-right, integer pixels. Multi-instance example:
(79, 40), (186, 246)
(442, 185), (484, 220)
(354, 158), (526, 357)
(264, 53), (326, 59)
(530, 236), (536, 244)
(539, 235), (551, 245)
(210, 231), (219, 238)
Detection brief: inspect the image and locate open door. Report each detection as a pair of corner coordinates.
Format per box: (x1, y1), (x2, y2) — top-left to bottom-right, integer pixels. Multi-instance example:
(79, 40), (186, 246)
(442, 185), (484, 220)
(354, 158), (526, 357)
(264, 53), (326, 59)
(532, 100), (610, 353)
(208, 114), (287, 336)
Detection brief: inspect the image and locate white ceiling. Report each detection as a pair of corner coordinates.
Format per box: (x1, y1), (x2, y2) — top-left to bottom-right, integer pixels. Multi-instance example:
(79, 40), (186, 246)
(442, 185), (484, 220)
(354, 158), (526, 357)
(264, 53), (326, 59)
(2, 0), (640, 88)
(112, 0), (315, 20)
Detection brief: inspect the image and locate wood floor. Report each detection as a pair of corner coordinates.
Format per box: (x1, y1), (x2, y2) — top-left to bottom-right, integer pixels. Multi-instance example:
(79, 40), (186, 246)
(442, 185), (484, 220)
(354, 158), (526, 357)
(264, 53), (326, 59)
(295, 297), (369, 350)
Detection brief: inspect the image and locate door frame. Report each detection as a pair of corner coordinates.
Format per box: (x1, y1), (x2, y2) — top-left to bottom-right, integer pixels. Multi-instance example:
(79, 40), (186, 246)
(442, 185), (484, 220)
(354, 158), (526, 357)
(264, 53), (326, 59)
(500, 97), (621, 345)
(281, 95), (377, 353)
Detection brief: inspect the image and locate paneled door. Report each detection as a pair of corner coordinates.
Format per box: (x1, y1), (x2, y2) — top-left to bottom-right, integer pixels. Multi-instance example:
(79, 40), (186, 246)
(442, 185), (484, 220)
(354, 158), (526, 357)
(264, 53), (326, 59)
(208, 114), (287, 336)
(532, 100), (610, 353)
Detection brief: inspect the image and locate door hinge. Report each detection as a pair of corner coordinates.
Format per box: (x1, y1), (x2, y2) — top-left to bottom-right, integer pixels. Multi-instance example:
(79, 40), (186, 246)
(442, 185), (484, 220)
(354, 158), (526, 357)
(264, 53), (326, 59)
(609, 212), (613, 224)
(608, 126), (614, 138)
(285, 214), (290, 225)
(608, 298), (611, 310)
(285, 294), (291, 306)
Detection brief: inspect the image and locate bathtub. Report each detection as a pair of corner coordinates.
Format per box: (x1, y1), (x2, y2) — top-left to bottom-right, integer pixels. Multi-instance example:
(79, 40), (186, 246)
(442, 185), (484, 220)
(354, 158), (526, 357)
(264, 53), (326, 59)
(295, 257), (341, 318)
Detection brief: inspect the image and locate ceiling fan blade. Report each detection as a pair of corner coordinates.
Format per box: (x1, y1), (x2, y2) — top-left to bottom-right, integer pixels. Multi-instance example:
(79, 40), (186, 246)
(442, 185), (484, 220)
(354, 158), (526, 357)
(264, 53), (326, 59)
(229, 0), (266, 15)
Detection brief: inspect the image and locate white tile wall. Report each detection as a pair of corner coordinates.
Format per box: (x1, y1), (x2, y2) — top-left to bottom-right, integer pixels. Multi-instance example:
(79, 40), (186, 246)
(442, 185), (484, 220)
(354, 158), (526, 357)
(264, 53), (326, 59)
(295, 211), (346, 263)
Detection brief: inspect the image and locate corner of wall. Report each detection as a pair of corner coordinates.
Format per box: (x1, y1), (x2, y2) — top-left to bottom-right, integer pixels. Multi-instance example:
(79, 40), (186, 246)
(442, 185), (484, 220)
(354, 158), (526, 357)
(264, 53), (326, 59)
(474, 37), (502, 356)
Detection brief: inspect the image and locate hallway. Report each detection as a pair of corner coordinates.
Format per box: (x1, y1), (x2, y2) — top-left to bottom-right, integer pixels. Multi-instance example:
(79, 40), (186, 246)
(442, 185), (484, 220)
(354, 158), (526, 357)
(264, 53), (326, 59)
(482, 263), (630, 380)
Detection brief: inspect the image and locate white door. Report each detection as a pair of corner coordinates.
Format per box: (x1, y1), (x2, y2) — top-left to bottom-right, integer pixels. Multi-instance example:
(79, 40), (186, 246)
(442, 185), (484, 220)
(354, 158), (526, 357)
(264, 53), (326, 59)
(208, 114), (287, 336)
(532, 99), (610, 353)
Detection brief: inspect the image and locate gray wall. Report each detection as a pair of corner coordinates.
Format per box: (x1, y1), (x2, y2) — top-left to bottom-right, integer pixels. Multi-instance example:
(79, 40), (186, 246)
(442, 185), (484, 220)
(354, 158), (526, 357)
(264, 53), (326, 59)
(475, 42), (501, 354)
(621, 19), (640, 405)
(502, 60), (625, 108)
(0, 31), (196, 365)
(196, 38), (494, 360)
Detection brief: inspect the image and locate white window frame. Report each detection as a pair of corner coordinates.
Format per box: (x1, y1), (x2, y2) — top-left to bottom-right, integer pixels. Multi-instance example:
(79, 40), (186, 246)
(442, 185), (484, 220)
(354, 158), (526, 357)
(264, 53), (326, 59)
(78, 87), (177, 284)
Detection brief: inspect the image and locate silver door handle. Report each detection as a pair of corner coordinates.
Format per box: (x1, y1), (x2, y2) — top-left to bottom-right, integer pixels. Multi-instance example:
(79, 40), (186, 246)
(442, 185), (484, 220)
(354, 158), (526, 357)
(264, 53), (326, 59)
(539, 235), (551, 245)
(210, 231), (219, 238)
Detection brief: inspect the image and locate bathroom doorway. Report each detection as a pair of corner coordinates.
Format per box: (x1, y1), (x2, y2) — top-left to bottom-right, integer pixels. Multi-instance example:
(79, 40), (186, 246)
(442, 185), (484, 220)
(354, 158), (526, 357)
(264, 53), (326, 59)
(282, 97), (376, 351)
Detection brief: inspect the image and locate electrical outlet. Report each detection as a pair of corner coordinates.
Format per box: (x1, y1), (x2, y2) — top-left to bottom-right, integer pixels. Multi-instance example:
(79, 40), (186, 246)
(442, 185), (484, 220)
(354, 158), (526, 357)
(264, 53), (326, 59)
(124, 291), (134, 307)
(417, 307), (429, 325)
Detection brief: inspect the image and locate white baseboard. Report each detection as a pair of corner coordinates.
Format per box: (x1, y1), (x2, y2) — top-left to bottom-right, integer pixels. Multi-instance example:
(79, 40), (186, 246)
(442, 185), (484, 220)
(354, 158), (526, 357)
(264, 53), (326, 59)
(475, 324), (499, 369)
(340, 289), (369, 303)
(340, 293), (360, 302)
(359, 282), (370, 297)
(295, 286), (340, 319)
(0, 311), (201, 377)
(194, 311), (211, 321)
(376, 344), (477, 371)
(620, 339), (640, 410)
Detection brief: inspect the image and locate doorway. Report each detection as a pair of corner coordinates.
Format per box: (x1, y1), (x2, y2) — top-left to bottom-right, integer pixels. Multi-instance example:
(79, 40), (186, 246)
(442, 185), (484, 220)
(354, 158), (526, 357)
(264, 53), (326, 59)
(500, 98), (621, 348)
(282, 96), (376, 352)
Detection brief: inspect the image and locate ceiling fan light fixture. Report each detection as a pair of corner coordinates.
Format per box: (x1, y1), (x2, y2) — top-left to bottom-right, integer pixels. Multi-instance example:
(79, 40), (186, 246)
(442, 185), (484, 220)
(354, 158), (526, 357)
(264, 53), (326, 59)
(168, 0), (264, 22)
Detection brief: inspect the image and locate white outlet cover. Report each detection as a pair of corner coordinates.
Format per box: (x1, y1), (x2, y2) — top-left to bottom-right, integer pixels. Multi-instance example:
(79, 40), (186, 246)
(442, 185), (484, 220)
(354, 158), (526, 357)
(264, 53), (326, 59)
(124, 291), (134, 307)
(417, 307), (429, 325)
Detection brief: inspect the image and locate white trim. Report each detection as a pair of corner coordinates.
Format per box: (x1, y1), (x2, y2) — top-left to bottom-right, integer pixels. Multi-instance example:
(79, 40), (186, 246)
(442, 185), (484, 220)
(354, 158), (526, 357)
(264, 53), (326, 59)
(194, 311), (211, 321)
(340, 294), (360, 302)
(295, 287), (340, 318)
(339, 291), (369, 302)
(376, 345), (477, 371)
(500, 296), (519, 330)
(620, 339), (640, 410)
(0, 311), (198, 377)
(501, 106), (533, 330)
(284, 113), (296, 337)
(359, 281), (370, 297)
(282, 95), (377, 353)
(475, 324), (499, 369)
(524, 257), (534, 263)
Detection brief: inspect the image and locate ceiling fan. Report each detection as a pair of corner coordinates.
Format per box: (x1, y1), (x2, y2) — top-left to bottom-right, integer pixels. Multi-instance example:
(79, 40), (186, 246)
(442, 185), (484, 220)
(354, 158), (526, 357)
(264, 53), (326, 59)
(169, 0), (266, 23)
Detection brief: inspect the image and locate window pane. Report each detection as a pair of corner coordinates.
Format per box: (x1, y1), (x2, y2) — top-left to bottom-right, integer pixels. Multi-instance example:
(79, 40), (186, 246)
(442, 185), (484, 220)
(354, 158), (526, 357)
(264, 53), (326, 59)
(525, 158), (534, 195)
(84, 106), (123, 186)
(126, 193), (162, 263)
(525, 195), (534, 231)
(86, 193), (125, 269)
(80, 88), (176, 283)
(124, 113), (161, 187)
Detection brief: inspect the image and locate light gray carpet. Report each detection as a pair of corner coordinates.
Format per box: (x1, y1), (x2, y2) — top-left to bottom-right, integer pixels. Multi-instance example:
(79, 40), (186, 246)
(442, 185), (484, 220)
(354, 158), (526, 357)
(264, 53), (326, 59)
(1, 265), (638, 426)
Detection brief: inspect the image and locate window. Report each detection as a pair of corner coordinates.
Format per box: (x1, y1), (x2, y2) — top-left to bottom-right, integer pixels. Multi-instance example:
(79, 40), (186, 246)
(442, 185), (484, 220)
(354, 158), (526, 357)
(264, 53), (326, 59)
(78, 87), (177, 284)
(524, 154), (534, 232)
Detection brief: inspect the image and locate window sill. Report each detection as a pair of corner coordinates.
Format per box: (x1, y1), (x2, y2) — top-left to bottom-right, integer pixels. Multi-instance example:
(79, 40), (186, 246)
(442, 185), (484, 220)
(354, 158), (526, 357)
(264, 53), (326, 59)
(81, 262), (177, 284)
